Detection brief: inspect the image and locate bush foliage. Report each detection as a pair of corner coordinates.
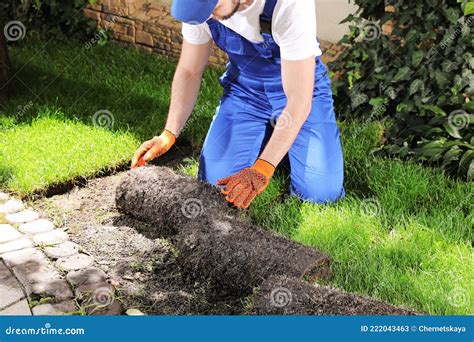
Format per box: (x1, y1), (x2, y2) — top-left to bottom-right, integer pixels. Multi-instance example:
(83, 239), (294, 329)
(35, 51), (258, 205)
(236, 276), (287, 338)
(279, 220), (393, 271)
(330, 0), (473, 180)
(0, 0), (96, 38)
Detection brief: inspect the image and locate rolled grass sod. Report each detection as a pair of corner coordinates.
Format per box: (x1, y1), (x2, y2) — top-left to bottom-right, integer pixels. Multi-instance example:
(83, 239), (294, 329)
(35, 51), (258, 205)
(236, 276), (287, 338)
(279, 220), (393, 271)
(116, 166), (331, 299)
(251, 275), (420, 315)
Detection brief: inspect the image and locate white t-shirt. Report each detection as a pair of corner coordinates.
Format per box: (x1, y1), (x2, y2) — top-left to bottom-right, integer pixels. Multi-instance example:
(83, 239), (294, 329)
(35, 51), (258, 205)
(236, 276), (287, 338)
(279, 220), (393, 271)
(182, 0), (322, 60)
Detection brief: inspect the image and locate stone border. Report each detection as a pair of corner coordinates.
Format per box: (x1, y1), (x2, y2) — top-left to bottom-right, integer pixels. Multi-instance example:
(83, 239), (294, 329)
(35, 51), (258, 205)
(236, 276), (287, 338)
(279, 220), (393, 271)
(0, 192), (121, 315)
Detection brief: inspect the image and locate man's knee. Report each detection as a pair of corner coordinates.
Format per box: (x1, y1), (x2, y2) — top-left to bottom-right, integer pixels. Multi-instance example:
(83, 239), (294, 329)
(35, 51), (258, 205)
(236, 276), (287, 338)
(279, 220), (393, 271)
(291, 171), (345, 204)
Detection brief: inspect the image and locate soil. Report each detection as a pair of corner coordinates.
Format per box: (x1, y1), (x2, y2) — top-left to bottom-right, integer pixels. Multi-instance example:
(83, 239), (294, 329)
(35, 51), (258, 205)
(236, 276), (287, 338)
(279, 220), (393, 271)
(115, 166), (237, 237)
(33, 171), (244, 315)
(251, 276), (421, 315)
(116, 167), (331, 299)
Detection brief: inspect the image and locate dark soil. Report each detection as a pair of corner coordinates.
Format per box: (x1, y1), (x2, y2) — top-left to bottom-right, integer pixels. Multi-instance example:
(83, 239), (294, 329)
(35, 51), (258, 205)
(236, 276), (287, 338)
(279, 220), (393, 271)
(33, 171), (244, 315)
(251, 276), (421, 315)
(116, 167), (331, 299)
(115, 166), (236, 237)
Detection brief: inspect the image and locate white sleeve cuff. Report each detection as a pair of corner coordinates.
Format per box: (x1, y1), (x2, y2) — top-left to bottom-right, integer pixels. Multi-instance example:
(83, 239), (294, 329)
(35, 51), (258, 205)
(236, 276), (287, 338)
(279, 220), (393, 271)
(280, 44), (322, 61)
(182, 23), (212, 45)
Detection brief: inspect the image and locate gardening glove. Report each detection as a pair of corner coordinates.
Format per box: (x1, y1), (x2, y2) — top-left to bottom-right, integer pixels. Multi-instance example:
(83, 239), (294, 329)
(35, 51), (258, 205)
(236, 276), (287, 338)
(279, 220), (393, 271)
(217, 159), (275, 209)
(131, 130), (176, 169)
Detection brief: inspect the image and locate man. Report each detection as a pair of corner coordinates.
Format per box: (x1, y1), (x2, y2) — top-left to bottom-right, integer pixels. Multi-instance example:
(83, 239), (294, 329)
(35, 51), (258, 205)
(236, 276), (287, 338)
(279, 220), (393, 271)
(131, 0), (346, 209)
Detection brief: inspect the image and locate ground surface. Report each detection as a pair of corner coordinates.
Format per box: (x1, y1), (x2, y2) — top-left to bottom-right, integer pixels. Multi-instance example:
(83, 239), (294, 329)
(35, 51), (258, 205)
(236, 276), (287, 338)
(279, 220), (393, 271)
(32, 172), (246, 315)
(24, 150), (249, 315)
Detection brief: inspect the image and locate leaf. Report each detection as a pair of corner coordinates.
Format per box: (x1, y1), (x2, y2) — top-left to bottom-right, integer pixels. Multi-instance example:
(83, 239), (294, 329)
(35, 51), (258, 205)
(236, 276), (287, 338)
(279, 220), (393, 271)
(459, 150), (474, 178)
(442, 146), (462, 168)
(351, 92), (369, 109)
(421, 105), (447, 116)
(417, 140), (448, 158)
(409, 79), (424, 96)
(464, 2), (474, 16)
(468, 160), (474, 181)
(392, 67), (412, 82)
(412, 51), (425, 67)
(464, 101), (474, 111)
(369, 97), (386, 107)
(443, 123), (463, 139)
(385, 86), (398, 100)
(435, 70), (450, 88)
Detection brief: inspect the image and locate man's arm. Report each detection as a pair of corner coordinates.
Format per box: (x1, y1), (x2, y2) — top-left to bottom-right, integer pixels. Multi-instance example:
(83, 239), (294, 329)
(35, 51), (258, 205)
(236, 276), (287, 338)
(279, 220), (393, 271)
(165, 40), (213, 136)
(131, 40), (211, 168)
(259, 56), (315, 166)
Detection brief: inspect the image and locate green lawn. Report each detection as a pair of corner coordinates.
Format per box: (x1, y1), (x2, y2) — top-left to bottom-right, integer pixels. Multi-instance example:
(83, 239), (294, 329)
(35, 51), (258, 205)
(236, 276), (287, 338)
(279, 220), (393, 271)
(0, 38), (221, 194)
(1, 38), (472, 315)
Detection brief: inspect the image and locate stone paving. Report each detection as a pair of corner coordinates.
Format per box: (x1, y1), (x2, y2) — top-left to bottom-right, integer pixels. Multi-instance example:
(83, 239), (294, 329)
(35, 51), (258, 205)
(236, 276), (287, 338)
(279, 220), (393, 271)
(0, 192), (121, 315)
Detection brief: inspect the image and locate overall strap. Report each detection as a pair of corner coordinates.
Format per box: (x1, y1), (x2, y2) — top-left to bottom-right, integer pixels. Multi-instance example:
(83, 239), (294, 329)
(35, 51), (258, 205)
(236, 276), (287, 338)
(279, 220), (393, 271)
(259, 0), (278, 35)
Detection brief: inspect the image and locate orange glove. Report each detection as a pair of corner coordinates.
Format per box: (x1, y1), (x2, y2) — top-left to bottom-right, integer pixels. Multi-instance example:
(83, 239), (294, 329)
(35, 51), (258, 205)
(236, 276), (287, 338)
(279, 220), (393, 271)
(131, 130), (176, 169)
(217, 159), (275, 209)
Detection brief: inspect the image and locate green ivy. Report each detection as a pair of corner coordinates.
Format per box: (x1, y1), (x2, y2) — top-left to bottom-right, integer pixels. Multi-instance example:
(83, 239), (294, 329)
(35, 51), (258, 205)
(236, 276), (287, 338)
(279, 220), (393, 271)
(0, 0), (97, 39)
(330, 0), (473, 180)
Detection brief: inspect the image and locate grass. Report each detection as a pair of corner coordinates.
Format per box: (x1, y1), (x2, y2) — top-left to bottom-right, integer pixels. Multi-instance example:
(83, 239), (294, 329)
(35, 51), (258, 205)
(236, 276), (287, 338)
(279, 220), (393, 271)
(1, 38), (473, 315)
(1, 38), (222, 195)
(0, 112), (135, 194)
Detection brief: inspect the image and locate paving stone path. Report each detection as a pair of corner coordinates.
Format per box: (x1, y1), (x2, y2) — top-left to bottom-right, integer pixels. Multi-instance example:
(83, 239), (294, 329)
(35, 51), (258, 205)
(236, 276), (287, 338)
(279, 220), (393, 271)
(0, 192), (121, 316)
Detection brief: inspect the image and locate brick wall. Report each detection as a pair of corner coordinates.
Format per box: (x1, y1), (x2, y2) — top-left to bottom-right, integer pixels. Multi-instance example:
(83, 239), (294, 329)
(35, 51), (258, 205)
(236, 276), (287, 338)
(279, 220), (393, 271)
(83, 0), (346, 67)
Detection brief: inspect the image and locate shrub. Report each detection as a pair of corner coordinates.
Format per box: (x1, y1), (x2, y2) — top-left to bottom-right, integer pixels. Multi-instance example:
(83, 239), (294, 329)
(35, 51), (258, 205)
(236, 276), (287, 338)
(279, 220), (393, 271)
(330, 0), (473, 180)
(0, 0), (97, 39)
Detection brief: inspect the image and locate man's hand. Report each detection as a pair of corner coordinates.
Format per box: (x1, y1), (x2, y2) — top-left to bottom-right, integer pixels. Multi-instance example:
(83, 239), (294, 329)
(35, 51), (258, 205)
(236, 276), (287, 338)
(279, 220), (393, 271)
(131, 130), (176, 169)
(217, 159), (275, 209)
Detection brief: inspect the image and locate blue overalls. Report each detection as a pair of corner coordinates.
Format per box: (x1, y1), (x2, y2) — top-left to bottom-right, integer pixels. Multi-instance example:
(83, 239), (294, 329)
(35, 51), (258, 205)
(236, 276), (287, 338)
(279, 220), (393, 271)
(197, 0), (346, 204)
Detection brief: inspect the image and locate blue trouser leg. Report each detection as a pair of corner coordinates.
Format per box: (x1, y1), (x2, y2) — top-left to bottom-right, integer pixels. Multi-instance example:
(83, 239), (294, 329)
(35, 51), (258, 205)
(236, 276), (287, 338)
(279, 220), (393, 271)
(287, 121), (345, 203)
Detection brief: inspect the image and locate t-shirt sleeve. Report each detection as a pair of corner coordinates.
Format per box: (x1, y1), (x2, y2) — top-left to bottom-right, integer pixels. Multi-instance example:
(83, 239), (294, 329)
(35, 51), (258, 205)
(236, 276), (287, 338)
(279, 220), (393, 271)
(272, 0), (322, 60)
(181, 22), (212, 44)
